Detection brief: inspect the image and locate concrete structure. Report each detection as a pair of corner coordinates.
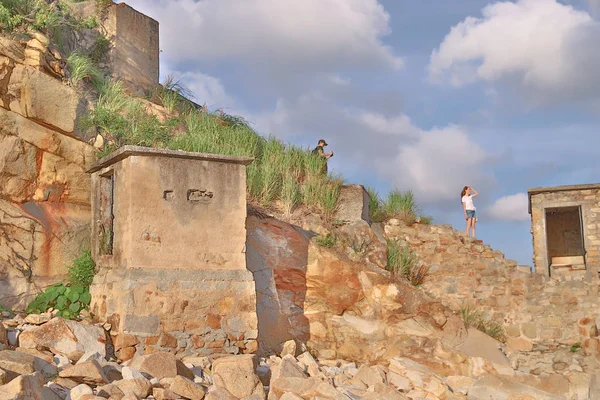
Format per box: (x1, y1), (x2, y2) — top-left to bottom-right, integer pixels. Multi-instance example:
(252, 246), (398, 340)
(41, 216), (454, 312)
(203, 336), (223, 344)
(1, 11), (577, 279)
(88, 146), (259, 356)
(69, 1), (159, 95)
(528, 184), (600, 278)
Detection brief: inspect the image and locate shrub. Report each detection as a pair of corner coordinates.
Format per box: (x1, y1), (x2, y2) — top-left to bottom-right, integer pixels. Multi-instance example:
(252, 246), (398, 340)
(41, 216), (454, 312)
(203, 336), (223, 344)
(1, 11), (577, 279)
(460, 303), (506, 342)
(26, 283), (91, 319)
(419, 215), (433, 225)
(316, 233), (336, 248)
(89, 34), (110, 63)
(570, 343), (581, 352)
(68, 249), (95, 287)
(26, 249), (96, 319)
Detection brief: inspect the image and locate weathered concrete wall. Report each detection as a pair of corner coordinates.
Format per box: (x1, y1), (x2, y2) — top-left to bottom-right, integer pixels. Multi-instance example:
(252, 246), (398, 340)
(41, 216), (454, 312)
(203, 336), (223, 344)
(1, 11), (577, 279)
(89, 147), (257, 357)
(0, 35), (95, 310)
(529, 187), (600, 277)
(69, 1), (159, 96)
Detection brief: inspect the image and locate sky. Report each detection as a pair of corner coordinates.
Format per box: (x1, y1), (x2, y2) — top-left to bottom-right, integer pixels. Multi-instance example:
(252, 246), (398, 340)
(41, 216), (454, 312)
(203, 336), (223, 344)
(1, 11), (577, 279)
(124, 0), (600, 267)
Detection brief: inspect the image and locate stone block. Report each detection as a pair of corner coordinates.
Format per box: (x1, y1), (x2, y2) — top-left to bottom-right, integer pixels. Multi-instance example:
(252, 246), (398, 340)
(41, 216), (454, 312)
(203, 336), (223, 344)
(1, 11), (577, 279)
(122, 315), (160, 336)
(334, 185), (370, 223)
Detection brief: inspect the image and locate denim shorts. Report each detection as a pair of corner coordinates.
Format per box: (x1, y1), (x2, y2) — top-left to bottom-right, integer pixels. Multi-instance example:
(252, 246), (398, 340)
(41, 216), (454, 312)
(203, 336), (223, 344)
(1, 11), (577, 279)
(466, 210), (476, 219)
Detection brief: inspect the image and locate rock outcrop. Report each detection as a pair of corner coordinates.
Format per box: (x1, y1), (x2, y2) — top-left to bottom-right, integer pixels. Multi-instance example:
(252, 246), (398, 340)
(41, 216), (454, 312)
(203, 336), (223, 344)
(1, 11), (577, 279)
(0, 34), (95, 310)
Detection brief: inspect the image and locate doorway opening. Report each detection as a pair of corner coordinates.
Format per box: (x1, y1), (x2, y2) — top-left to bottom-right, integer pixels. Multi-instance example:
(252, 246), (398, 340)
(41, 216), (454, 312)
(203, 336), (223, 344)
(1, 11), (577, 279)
(545, 206), (585, 276)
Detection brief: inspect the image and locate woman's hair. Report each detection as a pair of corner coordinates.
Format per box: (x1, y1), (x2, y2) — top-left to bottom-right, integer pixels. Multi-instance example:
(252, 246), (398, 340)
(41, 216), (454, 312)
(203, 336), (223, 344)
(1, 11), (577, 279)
(460, 186), (469, 202)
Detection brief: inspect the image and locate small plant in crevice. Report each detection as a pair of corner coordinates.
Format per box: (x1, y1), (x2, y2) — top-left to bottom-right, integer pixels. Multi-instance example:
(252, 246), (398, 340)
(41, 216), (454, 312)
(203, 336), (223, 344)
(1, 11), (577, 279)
(316, 233), (336, 248)
(68, 249), (95, 287)
(26, 283), (92, 319)
(460, 303), (506, 342)
(570, 343), (582, 352)
(89, 34), (110, 64)
(26, 248), (96, 319)
(386, 239), (429, 286)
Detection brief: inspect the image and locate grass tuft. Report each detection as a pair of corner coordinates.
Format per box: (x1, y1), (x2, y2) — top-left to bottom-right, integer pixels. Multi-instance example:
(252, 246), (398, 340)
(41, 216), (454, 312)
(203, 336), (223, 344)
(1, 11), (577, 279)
(460, 303), (506, 342)
(316, 233), (336, 248)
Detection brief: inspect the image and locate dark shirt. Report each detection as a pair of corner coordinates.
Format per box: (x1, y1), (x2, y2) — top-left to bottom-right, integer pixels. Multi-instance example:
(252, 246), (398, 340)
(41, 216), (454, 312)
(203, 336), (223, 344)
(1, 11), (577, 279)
(312, 145), (324, 156)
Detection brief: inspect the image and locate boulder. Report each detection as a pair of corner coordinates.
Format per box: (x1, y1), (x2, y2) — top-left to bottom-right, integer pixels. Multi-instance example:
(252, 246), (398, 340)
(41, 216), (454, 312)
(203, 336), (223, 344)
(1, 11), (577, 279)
(170, 375), (206, 400)
(153, 388), (179, 400)
(0, 372), (44, 400)
(362, 383), (408, 400)
(68, 384), (94, 400)
(467, 375), (567, 400)
(0, 350), (56, 382)
(19, 318), (106, 358)
(269, 377), (345, 400)
(270, 355), (307, 383)
(279, 340), (296, 358)
(139, 352), (194, 380)
(96, 383), (125, 399)
(212, 355), (264, 399)
(0, 323), (7, 346)
(113, 378), (152, 399)
(58, 360), (108, 385)
(334, 185), (370, 223)
(205, 386), (238, 400)
(350, 364), (386, 387)
(6, 64), (86, 134)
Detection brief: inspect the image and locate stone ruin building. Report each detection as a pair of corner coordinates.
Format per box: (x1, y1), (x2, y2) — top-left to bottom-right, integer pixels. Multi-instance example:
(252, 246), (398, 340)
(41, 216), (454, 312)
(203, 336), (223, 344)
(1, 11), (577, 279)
(87, 146), (259, 356)
(528, 183), (600, 278)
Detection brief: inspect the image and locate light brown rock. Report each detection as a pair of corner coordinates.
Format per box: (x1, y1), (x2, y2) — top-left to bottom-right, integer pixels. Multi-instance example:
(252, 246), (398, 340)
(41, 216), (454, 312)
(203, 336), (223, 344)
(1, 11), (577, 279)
(270, 355), (307, 383)
(279, 340), (296, 358)
(59, 360), (108, 385)
(18, 318), (106, 358)
(170, 375), (206, 400)
(350, 364), (386, 387)
(113, 378), (152, 399)
(6, 64), (86, 133)
(0, 350), (56, 382)
(114, 333), (140, 352)
(205, 386), (238, 400)
(0, 319), (7, 346)
(68, 384), (94, 400)
(139, 352), (194, 380)
(212, 355), (264, 399)
(96, 383), (125, 399)
(0, 372), (44, 400)
(153, 388), (180, 400)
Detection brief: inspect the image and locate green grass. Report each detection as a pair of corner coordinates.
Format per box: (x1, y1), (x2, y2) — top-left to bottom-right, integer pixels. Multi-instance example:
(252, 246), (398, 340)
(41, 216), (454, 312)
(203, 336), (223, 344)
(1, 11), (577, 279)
(570, 343), (581, 352)
(0, 0), (98, 33)
(82, 77), (342, 215)
(67, 52), (102, 86)
(460, 303), (506, 342)
(386, 239), (429, 285)
(368, 187), (431, 225)
(316, 233), (336, 248)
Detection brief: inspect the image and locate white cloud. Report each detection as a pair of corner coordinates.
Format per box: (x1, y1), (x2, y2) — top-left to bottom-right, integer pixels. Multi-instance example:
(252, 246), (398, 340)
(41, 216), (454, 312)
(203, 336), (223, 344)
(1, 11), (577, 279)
(488, 193), (530, 221)
(126, 0), (403, 74)
(429, 0), (600, 104)
(166, 70), (236, 111)
(254, 91), (494, 207)
(384, 125), (492, 204)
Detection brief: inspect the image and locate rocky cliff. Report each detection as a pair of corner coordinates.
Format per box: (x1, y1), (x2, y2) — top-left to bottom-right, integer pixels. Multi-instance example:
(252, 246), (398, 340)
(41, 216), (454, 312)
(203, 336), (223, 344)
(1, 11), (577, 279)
(0, 33), (95, 310)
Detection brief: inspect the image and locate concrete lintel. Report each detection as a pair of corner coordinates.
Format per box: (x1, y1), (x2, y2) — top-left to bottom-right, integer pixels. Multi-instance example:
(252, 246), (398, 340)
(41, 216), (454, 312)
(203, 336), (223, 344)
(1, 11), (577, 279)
(528, 183), (600, 214)
(87, 145), (254, 173)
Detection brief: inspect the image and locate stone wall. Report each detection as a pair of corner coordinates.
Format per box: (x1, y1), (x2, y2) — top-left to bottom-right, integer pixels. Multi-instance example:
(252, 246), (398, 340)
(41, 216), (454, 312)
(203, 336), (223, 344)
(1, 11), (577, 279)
(384, 222), (600, 356)
(529, 186), (600, 277)
(0, 34), (95, 309)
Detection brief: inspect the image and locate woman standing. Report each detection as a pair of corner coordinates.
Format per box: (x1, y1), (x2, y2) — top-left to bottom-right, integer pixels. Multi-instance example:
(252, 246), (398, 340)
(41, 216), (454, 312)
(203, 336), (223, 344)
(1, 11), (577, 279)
(461, 185), (478, 238)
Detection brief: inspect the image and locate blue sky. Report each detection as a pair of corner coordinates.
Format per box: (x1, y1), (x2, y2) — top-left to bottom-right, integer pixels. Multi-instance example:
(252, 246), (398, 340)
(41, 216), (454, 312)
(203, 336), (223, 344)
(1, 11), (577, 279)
(126, 0), (600, 267)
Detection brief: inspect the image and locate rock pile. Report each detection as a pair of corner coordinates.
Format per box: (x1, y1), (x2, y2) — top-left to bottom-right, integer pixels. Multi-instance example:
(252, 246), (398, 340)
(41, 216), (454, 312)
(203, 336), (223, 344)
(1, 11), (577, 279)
(0, 314), (577, 400)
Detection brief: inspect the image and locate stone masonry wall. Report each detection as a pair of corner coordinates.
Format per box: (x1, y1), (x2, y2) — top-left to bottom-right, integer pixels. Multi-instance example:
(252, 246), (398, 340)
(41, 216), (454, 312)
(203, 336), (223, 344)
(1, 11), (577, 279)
(530, 188), (600, 277)
(0, 34), (95, 309)
(385, 223), (600, 356)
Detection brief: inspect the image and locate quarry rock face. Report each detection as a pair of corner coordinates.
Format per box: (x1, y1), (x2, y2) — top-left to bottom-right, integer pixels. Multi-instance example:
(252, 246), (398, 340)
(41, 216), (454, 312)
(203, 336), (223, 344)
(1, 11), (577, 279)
(0, 36), (95, 310)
